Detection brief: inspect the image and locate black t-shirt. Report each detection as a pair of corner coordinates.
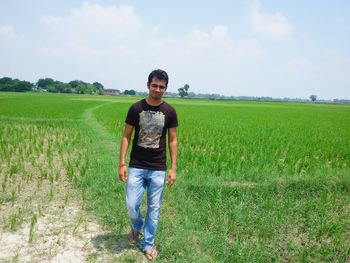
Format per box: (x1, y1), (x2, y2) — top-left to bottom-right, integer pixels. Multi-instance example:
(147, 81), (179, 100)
(125, 99), (178, 171)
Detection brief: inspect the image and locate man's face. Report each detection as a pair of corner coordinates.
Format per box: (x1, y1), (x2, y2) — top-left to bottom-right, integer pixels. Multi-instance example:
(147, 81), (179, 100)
(147, 78), (167, 100)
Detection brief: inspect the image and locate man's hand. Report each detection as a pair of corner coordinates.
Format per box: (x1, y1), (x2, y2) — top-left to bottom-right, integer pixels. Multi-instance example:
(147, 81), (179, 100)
(119, 165), (128, 182)
(166, 168), (176, 188)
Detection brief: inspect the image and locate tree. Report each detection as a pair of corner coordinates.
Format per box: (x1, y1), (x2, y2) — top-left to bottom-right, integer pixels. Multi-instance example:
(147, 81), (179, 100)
(0, 77), (12, 85)
(13, 79), (32, 92)
(45, 81), (70, 93)
(37, 78), (55, 88)
(1, 76), (106, 94)
(93, 82), (104, 90)
(178, 84), (190, 98)
(123, 89), (136, 95)
(93, 82), (104, 95)
(0, 77), (13, 91)
(310, 95), (317, 102)
(0, 77), (32, 92)
(69, 80), (95, 94)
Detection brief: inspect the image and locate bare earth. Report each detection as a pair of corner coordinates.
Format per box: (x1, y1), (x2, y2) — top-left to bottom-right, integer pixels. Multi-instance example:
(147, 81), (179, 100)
(0, 158), (145, 262)
(0, 178), (147, 262)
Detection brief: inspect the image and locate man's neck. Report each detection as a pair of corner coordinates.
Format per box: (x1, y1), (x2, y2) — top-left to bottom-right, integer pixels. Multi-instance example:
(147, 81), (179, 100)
(146, 96), (163, 106)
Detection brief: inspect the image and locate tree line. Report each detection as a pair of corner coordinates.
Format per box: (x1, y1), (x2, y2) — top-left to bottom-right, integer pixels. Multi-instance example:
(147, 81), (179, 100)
(0, 76), (190, 98)
(0, 77), (33, 92)
(2, 77), (347, 104)
(0, 77), (104, 94)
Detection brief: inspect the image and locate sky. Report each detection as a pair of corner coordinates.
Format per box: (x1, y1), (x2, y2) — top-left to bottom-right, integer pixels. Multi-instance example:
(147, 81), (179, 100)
(0, 1), (350, 99)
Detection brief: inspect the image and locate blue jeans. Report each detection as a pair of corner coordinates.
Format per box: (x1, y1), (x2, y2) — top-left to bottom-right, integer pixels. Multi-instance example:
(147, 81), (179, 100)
(126, 167), (166, 250)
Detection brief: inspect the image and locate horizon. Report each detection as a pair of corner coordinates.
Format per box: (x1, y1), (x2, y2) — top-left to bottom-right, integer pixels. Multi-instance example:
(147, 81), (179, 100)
(1, 1), (350, 100)
(2, 75), (349, 101)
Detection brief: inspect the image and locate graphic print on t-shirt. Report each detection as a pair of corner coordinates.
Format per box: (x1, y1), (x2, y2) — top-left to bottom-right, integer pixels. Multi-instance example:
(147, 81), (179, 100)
(137, 110), (165, 149)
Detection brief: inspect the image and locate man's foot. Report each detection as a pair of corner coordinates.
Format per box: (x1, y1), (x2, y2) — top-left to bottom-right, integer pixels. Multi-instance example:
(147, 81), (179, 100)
(144, 246), (159, 261)
(128, 229), (140, 245)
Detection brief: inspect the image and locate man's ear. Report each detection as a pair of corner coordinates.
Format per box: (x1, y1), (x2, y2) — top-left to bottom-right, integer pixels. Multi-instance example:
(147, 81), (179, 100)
(147, 82), (150, 89)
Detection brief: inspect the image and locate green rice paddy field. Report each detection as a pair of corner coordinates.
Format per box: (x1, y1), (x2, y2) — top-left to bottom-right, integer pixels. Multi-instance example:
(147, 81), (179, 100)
(0, 92), (349, 262)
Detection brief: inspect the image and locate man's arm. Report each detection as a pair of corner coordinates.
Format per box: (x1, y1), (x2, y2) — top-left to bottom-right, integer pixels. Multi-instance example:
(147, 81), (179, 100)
(167, 127), (177, 188)
(119, 123), (134, 182)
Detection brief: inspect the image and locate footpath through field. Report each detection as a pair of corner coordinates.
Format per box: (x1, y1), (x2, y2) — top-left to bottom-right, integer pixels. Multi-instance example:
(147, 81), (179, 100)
(0, 102), (147, 263)
(80, 102), (149, 262)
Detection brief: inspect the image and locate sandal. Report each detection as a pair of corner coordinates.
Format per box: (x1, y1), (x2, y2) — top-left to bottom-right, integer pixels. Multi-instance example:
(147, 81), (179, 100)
(144, 246), (159, 261)
(128, 229), (140, 245)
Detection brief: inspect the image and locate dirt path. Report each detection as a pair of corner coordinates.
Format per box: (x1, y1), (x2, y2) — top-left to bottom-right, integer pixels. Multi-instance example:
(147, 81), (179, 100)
(0, 181), (102, 262)
(0, 105), (147, 262)
(0, 175), (146, 262)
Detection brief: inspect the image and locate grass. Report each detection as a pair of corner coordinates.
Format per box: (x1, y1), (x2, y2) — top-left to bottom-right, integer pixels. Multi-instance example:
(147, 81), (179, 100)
(0, 92), (349, 262)
(29, 213), (37, 242)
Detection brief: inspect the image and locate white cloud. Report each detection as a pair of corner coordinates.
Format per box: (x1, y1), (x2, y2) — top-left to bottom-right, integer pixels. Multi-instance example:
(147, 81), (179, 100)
(38, 2), (144, 50)
(249, 2), (294, 38)
(39, 2), (144, 33)
(32, 2), (268, 94)
(179, 26), (267, 62)
(286, 57), (320, 73)
(0, 2), (271, 95)
(0, 25), (17, 40)
(140, 26), (268, 95)
(36, 2), (267, 72)
(270, 51), (350, 99)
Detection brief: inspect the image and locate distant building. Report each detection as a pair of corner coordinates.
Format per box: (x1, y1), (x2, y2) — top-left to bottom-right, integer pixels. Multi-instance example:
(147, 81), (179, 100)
(104, 89), (121, 96)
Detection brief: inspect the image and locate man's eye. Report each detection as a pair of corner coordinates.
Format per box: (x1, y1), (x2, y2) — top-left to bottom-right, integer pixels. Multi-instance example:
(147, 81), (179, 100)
(151, 84), (165, 89)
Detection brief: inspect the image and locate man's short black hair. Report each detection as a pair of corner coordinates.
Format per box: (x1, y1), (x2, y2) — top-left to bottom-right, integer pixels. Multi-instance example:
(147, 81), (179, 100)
(148, 69), (169, 87)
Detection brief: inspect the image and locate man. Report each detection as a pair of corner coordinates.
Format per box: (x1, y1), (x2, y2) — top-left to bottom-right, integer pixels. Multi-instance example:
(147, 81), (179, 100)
(118, 69), (178, 261)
